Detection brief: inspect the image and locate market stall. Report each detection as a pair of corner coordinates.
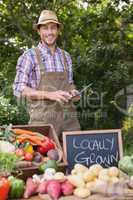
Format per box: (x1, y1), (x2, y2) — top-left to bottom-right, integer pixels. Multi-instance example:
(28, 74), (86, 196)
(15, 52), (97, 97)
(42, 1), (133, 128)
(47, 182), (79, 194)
(0, 125), (133, 200)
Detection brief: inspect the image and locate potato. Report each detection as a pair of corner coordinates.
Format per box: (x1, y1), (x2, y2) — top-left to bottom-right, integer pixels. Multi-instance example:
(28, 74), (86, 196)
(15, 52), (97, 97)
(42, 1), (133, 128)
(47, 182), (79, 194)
(110, 177), (119, 183)
(98, 174), (110, 182)
(91, 179), (108, 193)
(98, 168), (110, 181)
(89, 164), (103, 177)
(108, 167), (119, 177)
(67, 175), (85, 188)
(83, 170), (96, 182)
(74, 164), (88, 173)
(71, 169), (77, 175)
(74, 187), (91, 198)
(99, 169), (109, 177)
(54, 172), (66, 180)
(86, 181), (95, 190)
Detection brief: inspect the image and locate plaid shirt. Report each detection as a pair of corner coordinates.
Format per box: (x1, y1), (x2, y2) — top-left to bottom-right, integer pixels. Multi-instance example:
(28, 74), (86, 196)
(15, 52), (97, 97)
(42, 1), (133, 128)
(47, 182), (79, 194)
(13, 42), (73, 97)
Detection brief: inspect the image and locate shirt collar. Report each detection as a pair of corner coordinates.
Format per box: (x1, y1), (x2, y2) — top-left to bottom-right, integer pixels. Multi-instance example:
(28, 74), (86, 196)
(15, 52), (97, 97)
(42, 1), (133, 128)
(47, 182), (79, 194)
(38, 42), (59, 55)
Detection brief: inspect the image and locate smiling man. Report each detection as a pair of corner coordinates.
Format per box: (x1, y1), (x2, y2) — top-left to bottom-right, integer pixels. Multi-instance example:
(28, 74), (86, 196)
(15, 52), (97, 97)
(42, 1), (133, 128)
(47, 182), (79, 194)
(13, 10), (80, 137)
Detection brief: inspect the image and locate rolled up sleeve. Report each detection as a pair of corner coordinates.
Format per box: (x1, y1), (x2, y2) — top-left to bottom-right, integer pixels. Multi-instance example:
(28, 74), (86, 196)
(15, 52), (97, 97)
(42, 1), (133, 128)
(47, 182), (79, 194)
(13, 52), (32, 97)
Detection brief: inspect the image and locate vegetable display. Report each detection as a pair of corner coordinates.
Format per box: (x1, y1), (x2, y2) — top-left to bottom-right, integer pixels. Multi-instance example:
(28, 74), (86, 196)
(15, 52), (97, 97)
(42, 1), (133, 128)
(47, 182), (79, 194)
(1, 125), (133, 199)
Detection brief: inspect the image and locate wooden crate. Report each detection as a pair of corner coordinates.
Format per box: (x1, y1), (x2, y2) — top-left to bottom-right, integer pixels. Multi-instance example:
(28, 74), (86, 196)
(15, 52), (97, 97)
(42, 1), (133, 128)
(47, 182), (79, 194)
(11, 124), (67, 180)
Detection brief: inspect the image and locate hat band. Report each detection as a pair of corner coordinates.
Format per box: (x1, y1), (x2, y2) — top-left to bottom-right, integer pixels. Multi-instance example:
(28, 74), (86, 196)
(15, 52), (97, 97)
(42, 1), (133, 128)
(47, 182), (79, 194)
(39, 18), (59, 22)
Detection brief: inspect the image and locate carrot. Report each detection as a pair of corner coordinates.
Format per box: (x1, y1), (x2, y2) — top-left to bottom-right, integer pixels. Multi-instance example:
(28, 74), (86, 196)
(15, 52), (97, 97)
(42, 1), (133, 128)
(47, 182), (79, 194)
(17, 135), (45, 147)
(12, 129), (36, 136)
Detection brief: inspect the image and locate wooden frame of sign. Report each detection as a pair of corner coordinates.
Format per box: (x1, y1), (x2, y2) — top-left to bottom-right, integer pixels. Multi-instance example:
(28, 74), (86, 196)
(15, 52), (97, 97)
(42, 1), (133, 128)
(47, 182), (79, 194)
(63, 129), (123, 171)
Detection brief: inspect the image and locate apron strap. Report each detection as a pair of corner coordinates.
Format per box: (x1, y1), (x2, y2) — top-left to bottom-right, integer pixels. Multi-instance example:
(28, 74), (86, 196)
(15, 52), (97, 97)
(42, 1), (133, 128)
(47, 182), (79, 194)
(34, 47), (45, 74)
(34, 47), (68, 75)
(61, 50), (68, 73)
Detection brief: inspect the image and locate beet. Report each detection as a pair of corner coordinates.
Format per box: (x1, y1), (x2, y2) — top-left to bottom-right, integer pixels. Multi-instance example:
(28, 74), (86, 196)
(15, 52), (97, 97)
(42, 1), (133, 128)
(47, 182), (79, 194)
(46, 180), (61, 199)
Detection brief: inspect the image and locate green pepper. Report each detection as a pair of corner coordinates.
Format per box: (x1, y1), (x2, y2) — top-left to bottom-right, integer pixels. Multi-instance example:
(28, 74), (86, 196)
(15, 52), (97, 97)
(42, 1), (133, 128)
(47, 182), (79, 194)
(8, 176), (25, 199)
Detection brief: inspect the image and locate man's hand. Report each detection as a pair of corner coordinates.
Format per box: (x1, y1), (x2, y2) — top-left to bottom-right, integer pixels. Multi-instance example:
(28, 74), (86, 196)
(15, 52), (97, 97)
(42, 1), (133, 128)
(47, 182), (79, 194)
(22, 87), (72, 103)
(47, 90), (72, 103)
(69, 89), (81, 102)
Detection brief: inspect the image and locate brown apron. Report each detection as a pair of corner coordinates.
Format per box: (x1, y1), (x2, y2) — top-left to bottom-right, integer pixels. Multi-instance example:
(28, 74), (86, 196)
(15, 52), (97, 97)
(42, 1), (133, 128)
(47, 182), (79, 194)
(27, 47), (80, 137)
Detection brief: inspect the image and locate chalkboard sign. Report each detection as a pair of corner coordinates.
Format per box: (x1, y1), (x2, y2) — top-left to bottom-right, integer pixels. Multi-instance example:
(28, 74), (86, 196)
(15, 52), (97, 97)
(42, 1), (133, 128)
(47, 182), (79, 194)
(63, 129), (123, 172)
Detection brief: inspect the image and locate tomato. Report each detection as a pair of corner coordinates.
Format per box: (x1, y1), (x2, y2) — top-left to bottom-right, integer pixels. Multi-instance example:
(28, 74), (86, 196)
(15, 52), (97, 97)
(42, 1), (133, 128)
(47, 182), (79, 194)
(15, 149), (25, 157)
(37, 138), (56, 155)
(24, 152), (33, 161)
(37, 146), (47, 154)
(0, 177), (10, 200)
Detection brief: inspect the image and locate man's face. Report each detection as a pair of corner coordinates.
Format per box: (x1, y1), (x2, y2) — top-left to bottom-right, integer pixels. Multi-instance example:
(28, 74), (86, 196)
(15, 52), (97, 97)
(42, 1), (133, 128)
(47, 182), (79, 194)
(38, 22), (59, 46)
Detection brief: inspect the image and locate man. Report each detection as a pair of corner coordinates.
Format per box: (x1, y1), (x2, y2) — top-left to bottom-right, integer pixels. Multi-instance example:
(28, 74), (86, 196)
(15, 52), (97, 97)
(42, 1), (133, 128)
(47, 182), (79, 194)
(13, 10), (80, 137)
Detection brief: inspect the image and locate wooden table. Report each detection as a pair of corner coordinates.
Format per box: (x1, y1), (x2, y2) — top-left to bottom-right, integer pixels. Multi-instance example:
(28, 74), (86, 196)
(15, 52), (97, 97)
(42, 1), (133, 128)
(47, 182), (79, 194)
(18, 194), (133, 200)
(18, 196), (41, 200)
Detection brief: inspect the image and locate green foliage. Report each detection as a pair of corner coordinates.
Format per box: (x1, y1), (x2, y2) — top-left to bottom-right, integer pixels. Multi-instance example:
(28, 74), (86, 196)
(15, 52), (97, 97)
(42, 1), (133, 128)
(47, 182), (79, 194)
(122, 104), (133, 155)
(0, 96), (29, 125)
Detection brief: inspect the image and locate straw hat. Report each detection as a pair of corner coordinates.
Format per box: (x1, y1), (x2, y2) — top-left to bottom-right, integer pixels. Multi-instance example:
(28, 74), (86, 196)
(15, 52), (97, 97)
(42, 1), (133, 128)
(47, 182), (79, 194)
(33, 10), (62, 30)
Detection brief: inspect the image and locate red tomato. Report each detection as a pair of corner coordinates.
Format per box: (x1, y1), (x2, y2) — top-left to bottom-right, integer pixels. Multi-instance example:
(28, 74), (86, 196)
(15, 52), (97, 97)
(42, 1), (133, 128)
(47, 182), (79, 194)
(15, 149), (25, 157)
(24, 152), (33, 161)
(0, 177), (10, 200)
(37, 137), (56, 154)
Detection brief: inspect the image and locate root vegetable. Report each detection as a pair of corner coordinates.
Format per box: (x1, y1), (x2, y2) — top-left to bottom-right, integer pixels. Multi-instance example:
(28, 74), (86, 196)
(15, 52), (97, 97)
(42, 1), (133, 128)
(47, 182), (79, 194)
(108, 167), (119, 177)
(83, 170), (96, 182)
(67, 175), (85, 188)
(37, 180), (48, 194)
(89, 164), (103, 177)
(91, 179), (108, 193)
(110, 177), (119, 183)
(74, 164), (88, 173)
(54, 172), (65, 180)
(71, 169), (77, 175)
(46, 180), (61, 199)
(61, 180), (74, 196)
(91, 180), (132, 196)
(24, 178), (38, 198)
(86, 181), (95, 189)
(74, 187), (91, 198)
(99, 169), (109, 177)
(98, 174), (110, 182)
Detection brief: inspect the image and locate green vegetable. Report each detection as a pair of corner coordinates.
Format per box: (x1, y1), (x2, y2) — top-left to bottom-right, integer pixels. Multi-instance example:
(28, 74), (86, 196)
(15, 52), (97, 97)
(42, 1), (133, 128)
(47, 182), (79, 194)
(39, 160), (58, 173)
(118, 155), (133, 176)
(0, 124), (16, 142)
(0, 152), (21, 176)
(8, 176), (25, 198)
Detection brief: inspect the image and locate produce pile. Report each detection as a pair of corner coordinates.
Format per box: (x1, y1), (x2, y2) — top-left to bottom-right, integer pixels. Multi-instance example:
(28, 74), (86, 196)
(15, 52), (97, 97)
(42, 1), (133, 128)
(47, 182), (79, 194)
(0, 125), (62, 173)
(0, 125), (133, 200)
(1, 158), (133, 199)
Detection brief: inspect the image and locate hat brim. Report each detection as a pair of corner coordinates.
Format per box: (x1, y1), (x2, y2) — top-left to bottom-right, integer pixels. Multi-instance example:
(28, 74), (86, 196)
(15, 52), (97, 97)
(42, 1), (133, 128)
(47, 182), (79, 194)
(33, 20), (63, 30)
